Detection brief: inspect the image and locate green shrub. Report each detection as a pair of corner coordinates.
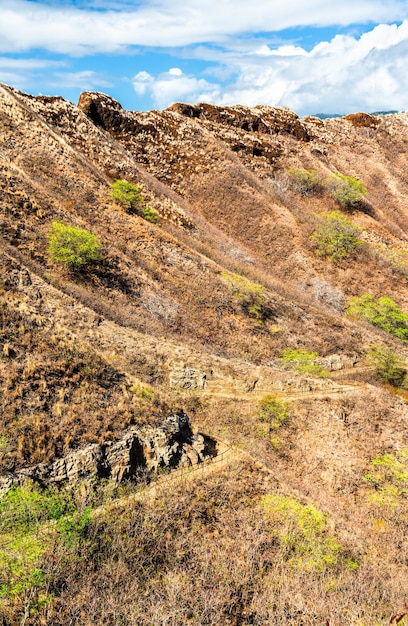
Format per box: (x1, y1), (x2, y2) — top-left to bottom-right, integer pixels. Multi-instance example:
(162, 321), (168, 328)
(367, 345), (407, 387)
(0, 484), (73, 600)
(258, 394), (289, 433)
(324, 173), (367, 208)
(311, 211), (364, 262)
(0, 484), (71, 533)
(221, 272), (267, 321)
(347, 294), (408, 341)
(140, 205), (159, 223)
(287, 168), (319, 195)
(47, 221), (102, 269)
(364, 450), (408, 508)
(370, 244), (408, 278)
(110, 179), (143, 208)
(279, 348), (328, 377)
(130, 383), (154, 399)
(110, 180), (158, 223)
(261, 494), (342, 571)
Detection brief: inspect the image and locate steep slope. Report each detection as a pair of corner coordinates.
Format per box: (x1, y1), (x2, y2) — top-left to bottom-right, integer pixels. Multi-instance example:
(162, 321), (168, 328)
(1, 83), (408, 624)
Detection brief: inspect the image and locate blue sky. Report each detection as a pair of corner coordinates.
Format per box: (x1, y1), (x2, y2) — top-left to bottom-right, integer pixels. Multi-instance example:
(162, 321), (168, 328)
(0, 1), (408, 115)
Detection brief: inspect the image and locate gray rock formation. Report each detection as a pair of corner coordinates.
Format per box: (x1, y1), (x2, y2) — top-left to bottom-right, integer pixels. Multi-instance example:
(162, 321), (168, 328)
(0, 412), (217, 496)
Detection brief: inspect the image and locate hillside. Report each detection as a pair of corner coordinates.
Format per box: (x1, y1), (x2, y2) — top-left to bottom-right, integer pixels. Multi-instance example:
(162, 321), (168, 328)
(1, 82), (408, 624)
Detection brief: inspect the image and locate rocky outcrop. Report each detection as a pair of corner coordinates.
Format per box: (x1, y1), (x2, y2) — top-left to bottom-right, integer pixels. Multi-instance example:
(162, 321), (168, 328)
(169, 366), (207, 390)
(0, 412), (217, 496)
(344, 112), (380, 128)
(169, 102), (310, 141)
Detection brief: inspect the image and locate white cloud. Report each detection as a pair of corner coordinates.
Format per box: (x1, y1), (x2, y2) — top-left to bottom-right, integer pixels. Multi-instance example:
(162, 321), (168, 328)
(0, 0), (407, 53)
(1, 1), (408, 115)
(133, 21), (408, 114)
(0, 56), (66, 91)
(132, 68), (221, 109)
(0, 57), (64, 69)
(49, 70), (112, 89)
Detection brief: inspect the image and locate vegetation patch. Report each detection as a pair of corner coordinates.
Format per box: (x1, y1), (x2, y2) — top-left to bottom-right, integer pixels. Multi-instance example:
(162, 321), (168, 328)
(257, 394), (290, 441)
(311, 211), (364, 262)
(371, 244), (408, 279)
(364, 450), (408, 508)
(47, 220), (102, 269)
(287, 168), (320, 195)
(261, 494), (344, 571)
(324, 173), (367, 208)
(110, 180), (158, 223)
(221, 271), (269, 321)
(279, 348), (328, 377)
(367, 345), (407, 387)
(347, 294), (408, 341)
(0, 483), (73, 602)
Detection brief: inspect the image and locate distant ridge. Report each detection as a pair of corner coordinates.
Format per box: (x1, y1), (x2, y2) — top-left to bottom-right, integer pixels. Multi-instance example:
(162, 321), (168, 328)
(312, 110), (400, 119)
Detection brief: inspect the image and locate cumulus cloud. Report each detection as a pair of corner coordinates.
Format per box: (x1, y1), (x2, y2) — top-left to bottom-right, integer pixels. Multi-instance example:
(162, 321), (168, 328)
(0, 0), (407, 53)
(132, 22), (408, 114)
(132, 68), (221, 109)
(2, 1), (408, 115)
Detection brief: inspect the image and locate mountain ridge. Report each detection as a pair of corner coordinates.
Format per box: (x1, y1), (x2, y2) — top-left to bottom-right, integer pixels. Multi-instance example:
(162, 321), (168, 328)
(1, 82), (408, 624)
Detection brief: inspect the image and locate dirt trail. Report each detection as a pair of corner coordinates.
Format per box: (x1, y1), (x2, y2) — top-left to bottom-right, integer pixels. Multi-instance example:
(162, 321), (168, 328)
(201, 381), (362, 402)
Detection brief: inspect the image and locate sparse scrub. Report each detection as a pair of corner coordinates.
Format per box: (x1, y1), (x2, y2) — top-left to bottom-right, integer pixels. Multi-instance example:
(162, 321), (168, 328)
(47, 220), (102, 269)
(261, 494), (343, 571)
(130, 383), (154, 399)
(287, 168), (320, 195)
(324, 173), (367, 208)
(299, 277), (345, 312)
(142, 293), (180, 325)
(221, 271), (269, 321)
(311, 211), (364, 261)
(367, 345), (407, 387)
(258, 394), (289, 435)
(279, 348), (328, 377)
(110, 180), (158, 223)
(364, 450), (408, 508)
(347, 294), (408, 341)
(371, 244), (408, 278)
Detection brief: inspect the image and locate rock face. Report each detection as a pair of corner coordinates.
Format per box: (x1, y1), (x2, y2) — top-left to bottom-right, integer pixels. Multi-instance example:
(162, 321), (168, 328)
(0, 413), (217, 495)
(169, 367), (207, 390)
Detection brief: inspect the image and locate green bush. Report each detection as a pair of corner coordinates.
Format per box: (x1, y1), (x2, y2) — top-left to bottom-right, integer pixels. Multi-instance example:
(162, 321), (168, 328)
(367, 345), (407, 387)
(261, 494), (343, 571)
(110, 180), (158, 223)
(347, 294), (408, 342)
(110, 179), (143, 208)
(258, 394), (289, 433)
(47, 221), (102, 269)
(311, 211), (364, 262)
(221, 272), (267, 321)
(364, 450), (408, 508)
(287, 168), (319, 195)
(324, 173), (367, 208)
(279, 348), (328, 377)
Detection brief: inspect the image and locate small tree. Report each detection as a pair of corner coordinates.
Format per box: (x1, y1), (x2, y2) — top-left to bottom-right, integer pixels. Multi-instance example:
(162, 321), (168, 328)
(347, 294), (408, 342)
(110, 180), (143, 210)
(110, 180), (158, 223)
(324, 173), (367, 208)
(367, 345), (407, 387)
(287, 168), (319, 195)
(311, 211), (364, 262)
(47, 221), (102, 269)
(258, 394), (289, 434)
